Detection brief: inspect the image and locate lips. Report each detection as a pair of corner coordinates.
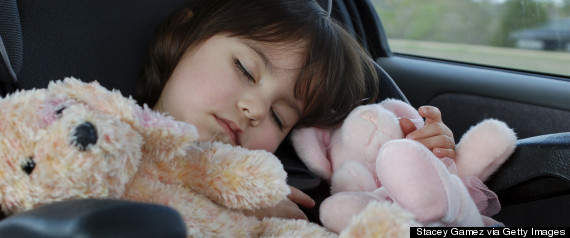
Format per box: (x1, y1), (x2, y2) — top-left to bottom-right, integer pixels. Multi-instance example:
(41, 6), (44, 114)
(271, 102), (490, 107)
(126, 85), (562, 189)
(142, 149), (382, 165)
(214, 116), (241, 145)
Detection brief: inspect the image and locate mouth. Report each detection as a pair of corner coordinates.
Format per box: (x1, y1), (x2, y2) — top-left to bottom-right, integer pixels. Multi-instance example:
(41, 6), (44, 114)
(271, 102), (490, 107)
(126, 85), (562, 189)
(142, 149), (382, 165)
(214, 116), (241, 146)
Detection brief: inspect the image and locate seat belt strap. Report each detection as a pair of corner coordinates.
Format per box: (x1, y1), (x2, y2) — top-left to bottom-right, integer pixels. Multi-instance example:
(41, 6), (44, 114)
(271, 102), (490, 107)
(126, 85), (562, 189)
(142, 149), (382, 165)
(0, 35), (17, 96)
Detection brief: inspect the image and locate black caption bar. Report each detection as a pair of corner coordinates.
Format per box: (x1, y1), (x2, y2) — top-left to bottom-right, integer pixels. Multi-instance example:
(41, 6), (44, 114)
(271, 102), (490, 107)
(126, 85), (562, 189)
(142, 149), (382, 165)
(411, 227), (568, 238)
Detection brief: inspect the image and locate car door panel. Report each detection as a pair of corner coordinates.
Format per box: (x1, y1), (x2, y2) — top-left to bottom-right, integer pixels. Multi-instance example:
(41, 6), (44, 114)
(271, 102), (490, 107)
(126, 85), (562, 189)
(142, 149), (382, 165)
(377, 56), (570, 139)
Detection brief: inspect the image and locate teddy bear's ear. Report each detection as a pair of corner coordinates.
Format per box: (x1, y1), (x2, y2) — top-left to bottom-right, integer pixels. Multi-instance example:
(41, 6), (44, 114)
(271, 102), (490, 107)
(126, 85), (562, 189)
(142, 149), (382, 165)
(290, 127), (334, 180)
(48, 77), (139, 121)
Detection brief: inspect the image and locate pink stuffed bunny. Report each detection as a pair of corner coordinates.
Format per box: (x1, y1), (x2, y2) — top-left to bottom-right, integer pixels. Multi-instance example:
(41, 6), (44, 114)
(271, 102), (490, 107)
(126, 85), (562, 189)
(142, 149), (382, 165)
(291, 98), (517, 233)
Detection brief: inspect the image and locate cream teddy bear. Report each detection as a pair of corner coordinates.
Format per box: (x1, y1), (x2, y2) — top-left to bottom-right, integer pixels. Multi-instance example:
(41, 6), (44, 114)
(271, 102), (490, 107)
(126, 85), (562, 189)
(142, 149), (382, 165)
(291, 99), (517, 233)
(0, 77), (344, 237)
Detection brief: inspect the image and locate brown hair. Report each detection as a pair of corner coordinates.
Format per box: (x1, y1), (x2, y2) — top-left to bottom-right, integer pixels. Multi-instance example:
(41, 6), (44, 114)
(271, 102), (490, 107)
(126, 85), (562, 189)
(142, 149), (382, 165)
(135, 0), (378, 128)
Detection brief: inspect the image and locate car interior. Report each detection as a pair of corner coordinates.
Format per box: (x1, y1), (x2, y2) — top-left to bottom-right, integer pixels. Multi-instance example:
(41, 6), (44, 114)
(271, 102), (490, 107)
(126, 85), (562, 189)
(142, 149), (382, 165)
(0, 0), (569, 236)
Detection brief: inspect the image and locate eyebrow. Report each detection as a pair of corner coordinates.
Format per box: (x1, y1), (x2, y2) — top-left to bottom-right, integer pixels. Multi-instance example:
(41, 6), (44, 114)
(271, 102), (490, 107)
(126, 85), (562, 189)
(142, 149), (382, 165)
(243, 41), (274, 73)
(242, 41), (302, 117)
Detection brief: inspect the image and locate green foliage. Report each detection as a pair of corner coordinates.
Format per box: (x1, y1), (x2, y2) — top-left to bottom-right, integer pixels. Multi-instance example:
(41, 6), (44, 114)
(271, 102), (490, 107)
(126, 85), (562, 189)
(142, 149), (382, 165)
(373, 0), (565, 48)
(491, 0), (550, 47)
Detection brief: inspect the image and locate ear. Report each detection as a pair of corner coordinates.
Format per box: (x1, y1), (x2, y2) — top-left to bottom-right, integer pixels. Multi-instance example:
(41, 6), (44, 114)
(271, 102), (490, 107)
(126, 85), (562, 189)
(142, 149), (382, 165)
(47, 77), (139, 122)
(290, 127), (334, 180)
(379, 98), (424, 129)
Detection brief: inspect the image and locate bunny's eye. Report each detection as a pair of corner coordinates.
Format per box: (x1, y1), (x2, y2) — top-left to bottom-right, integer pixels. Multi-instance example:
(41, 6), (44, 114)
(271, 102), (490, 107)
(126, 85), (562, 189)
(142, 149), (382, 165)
(21, 157), (36, 175)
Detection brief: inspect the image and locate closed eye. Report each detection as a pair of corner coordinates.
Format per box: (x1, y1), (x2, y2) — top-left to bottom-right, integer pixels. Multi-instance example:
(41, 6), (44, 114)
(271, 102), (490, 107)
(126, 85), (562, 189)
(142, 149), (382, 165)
(271, 108), (284, 131)
(234, 58), (255, 82)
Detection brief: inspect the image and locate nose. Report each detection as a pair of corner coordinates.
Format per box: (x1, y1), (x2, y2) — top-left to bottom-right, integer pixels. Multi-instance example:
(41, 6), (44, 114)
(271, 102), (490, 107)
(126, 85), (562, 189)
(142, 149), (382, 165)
(72, 122), (98, 151)
(238, 98), (267, 127)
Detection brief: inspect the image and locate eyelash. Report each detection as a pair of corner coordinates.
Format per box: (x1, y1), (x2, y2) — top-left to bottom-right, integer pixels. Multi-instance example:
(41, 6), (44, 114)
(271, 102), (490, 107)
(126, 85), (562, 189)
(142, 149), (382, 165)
(234, 59), (254, 82)
(271, 108), (284, 131)
(234, 58), (284, 130)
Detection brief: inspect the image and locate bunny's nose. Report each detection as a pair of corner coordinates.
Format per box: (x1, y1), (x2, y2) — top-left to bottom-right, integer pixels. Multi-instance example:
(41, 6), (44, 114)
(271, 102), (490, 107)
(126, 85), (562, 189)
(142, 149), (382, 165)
(72, 122), (98, 151)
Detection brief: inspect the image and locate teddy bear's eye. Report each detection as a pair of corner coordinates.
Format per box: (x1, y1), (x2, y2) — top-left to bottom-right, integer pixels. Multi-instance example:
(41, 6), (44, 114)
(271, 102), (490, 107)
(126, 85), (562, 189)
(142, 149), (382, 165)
(21, 157), (36, 175)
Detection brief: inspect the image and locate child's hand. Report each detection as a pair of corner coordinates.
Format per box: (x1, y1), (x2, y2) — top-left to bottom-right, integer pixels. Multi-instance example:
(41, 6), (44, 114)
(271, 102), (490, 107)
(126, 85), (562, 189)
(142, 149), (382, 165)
(399, 106), (456, 159)
(242, 186), (314, 220)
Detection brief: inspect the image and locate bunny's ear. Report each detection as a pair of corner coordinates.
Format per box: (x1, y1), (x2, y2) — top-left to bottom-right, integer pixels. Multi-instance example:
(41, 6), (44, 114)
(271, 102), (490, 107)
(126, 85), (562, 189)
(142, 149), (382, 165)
(290, 127), (334, 181)
(380, 98), (424, 129)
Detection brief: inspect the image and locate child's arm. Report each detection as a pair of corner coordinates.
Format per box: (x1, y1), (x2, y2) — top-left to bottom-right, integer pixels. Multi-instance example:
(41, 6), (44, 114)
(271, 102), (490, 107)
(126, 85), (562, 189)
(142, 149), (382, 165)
(400, 106), (456, 159)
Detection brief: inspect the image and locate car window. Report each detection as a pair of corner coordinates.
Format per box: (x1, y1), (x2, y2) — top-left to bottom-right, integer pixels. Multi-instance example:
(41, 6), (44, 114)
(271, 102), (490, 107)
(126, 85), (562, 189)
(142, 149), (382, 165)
(371, 0), (570, 77)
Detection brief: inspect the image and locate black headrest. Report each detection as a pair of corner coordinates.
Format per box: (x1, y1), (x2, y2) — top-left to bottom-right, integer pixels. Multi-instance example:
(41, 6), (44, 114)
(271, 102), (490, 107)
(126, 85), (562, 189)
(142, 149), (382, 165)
(14, 0), (187, 97)
(318, 0), (407, 103)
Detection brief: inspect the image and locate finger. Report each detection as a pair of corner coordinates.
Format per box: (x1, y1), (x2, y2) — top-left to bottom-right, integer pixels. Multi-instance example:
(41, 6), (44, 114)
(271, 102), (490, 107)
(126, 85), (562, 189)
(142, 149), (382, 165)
(414, 134), (456, 151)
(433, 148), (457, 160)
(399, 117), (417, 137)
(243, 200), (309, 220)
(278, 200), (309, 220)
(287, 206), (309, 220)
(406, 122), (453, 141)
(287, 186), (315, 208)
(418, 106), (442, 124)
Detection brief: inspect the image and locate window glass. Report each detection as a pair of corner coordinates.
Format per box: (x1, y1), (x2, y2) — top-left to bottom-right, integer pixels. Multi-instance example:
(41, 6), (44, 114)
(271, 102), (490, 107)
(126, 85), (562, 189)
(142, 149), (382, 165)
(371, 0), (570, 77)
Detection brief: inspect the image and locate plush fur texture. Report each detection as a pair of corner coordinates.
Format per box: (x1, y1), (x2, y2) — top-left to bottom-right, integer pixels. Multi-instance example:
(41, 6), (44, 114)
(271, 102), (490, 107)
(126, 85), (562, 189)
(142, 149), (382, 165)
(339, 201), (420, 238)
(291, 99), (517, 233)
(0, 78), (341, 237)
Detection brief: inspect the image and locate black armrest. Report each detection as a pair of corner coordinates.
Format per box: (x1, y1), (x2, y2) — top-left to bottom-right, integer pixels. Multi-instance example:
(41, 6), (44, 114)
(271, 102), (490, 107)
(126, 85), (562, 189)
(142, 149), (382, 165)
(0, 199), (186, 238)
(487, 132), (570, 202)
(487, 132), (570, 226)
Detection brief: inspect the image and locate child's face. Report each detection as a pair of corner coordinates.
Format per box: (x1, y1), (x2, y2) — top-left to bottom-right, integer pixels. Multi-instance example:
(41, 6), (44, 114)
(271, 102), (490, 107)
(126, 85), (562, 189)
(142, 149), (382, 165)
(155, 35), (304, 152)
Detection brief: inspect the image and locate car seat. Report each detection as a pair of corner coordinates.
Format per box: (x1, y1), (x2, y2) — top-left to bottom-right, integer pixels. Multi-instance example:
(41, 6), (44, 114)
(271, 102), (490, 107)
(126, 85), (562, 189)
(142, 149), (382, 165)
(0, 0), (406, 236)
(2, 0), (568, 236)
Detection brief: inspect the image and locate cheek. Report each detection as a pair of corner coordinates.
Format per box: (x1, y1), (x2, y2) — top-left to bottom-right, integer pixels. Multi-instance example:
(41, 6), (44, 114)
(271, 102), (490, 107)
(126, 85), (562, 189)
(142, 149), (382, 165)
(246, 129), (284, 152)
(163, 67), (235, 112)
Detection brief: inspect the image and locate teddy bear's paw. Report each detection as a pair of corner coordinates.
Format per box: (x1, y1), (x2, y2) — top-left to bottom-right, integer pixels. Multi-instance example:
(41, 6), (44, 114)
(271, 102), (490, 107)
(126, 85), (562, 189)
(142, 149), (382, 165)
(182, 142), (289, 210)
(260, 217), (338, 238)
(136, 106), (199, 160)
(320, 191), (385, 234)
(339, 200), (420, 238)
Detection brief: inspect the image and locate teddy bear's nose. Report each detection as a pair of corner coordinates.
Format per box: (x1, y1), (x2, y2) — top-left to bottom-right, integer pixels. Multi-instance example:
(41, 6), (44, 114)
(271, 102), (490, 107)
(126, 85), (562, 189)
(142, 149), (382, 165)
(72, 122), (98, 151)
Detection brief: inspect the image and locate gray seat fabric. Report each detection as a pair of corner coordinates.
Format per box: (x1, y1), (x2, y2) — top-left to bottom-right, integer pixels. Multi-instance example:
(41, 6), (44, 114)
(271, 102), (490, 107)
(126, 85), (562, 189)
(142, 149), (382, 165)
(0, 0), (22, 94)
